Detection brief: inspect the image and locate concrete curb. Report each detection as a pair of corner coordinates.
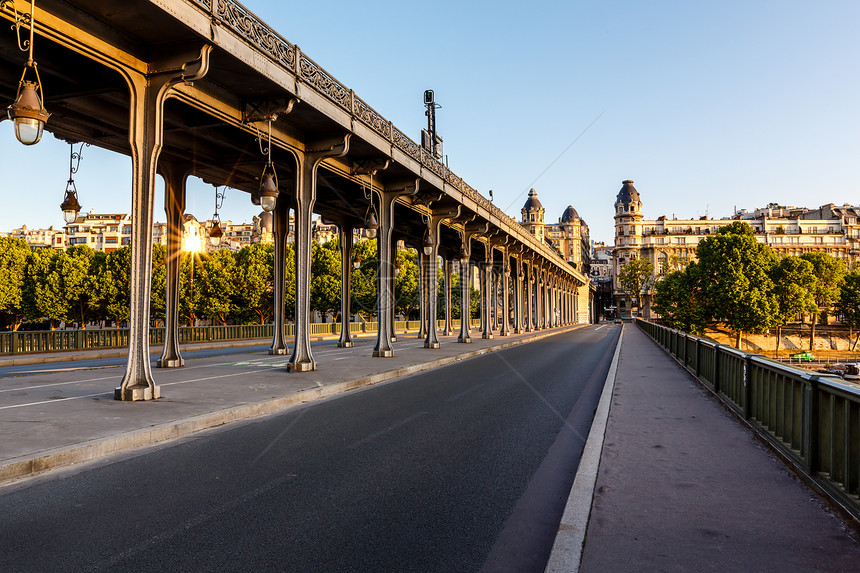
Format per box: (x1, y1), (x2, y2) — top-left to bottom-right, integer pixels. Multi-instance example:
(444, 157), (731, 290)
(0, 325), (583, 486)
(544, 326), (623, 572)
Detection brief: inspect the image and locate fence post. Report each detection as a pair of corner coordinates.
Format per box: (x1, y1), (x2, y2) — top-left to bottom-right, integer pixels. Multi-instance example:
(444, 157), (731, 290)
(695, 339), (701, 377)
(743, 354), (754, 419)
(712, 345), (721, 395)
(802, 376), (820, 473)
(10, 331), (18, 355)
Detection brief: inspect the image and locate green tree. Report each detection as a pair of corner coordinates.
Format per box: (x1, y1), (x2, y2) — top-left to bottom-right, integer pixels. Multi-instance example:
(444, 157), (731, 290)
(22, 248), (55, 325)
(837, 270), (860, 350)
(27, 246), (100, 328)
(234, 243), (275, 325)
(198, 248), (239, 325)
(800, 252), (846, 350)
(652, 263), (706, 334)
(696, 221), (778, 348)
(770, 256), (817, 355)
(95, 246), (131, 326)
(0, 237), (31, 330)
(310, 240), (341, 321)
(351, 239), (378, 320)
(394, 248), (419, 319)
(150, 243), (167, 327)
(617, 257), (654, 317)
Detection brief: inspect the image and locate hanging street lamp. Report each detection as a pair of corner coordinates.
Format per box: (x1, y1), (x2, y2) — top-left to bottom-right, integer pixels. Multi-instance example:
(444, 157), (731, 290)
(6, 1), (50, 145)
(59, 142), (86, 223)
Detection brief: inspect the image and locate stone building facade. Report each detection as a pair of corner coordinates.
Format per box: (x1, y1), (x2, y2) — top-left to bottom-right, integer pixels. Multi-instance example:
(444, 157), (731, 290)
(613, 179), (860, 318)
(520, 187), (591, 273)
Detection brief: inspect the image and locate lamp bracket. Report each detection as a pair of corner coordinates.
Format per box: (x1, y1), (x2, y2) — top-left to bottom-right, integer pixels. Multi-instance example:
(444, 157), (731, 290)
(1, 0), (32, 54)
(242, 98), (297, 124)
(351, 159), (390, 176)
(150, 45), (213, 83)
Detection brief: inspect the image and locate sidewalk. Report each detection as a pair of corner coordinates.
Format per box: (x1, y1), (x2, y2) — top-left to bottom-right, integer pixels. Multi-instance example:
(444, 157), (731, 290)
(0, 326), (578, 485)
(551, 324), (860, 572)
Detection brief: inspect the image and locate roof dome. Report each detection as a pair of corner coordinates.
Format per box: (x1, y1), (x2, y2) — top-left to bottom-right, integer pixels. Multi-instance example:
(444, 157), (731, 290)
(560, 205), (580, 223)
(522, 188), (544, 212)
(615, 180), (640, 205)
(258, 211), (273, 232)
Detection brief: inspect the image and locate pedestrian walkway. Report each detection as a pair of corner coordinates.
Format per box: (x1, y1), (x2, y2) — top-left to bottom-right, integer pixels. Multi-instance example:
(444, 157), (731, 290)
(0, 326), (579, 485)
(550, 324), (860, 572)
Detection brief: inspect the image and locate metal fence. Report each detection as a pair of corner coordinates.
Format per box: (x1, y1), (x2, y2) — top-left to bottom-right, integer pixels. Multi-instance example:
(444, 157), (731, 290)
(637, 318), (860, 523)
(0, 318), (484, 356)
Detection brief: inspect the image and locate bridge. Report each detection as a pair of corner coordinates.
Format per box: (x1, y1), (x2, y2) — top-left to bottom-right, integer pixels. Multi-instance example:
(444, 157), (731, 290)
(1, 322), (858, 571)
(0, 0), (591, 401)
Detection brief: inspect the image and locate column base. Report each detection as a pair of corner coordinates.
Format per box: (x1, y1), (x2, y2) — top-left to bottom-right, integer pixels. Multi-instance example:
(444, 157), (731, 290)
(156, 357), (184, 368)
(373, 349), (395, 357)
(269, 347), (289, 355)
(499, 332), (510, 337)
(337, 341), (354, 348)
(458, 337), (472, 344)
(424, 341), (441, 349)
(287, 360), (316, 372)
(391, 335), (398, 342)
(482, 333), (494, 339)
(114, 385), (161, 401)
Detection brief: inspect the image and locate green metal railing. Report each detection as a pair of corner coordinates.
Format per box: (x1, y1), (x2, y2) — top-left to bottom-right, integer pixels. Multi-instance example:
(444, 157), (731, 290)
(0, 318), (485, 356)
(637, 319), (860, 522)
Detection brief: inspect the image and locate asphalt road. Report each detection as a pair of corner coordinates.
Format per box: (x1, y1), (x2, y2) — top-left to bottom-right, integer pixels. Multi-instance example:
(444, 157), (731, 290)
(0, 325), (619, 572)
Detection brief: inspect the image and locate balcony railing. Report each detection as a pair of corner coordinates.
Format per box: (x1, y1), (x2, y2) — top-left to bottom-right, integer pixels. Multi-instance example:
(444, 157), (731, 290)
(637, 318), (860, 523)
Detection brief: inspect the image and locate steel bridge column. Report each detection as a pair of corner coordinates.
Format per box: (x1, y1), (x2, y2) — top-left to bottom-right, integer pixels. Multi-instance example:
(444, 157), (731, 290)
(524, 261), (533, 332)
(289, 136), (350, 372)
(337, 224), (355, 348)
(417, 249), (427, 339)
(500, 251), (510, 336)
(458, 256), (472, 343)
(444, 258), (453, 335)
(374, 181), (419, 357)
(156, 161), (190, 369)
(117, 46), (212, 401)
(512, 256), (522, 334)
(481, 245), (495, 339)
(269, 194), (291, 355)
(457, 224), (485, 343)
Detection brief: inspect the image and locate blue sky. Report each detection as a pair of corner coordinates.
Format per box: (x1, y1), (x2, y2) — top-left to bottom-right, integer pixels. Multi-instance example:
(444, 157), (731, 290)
(2, 0), (858, 244)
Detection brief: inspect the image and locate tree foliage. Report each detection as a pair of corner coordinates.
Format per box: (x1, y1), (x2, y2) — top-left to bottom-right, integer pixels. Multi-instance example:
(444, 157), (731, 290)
(695, 221), (778, 346)
(0, 237), (30, 330)
(652, 263), (706, 334)
(617, 257), (653, 313)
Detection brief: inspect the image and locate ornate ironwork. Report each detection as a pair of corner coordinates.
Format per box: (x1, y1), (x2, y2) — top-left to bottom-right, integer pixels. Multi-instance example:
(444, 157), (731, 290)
(392, 126), (421, 159)
(354, 96), (391, 139)
(213, 0), (295, 71)
(299, 53), (350, 109)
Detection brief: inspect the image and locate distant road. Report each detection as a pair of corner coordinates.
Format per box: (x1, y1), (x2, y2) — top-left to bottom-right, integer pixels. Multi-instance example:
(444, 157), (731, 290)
(0, 325), (620, 573)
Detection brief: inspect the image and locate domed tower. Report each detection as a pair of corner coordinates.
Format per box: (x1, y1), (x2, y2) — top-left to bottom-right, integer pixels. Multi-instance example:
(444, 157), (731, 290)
(614, 180), (644, 315)
(521, 188), (546, 242)
(614, 179), (642, 249)
(559, 205), (582, 265)
(253, 210), (274, 244)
